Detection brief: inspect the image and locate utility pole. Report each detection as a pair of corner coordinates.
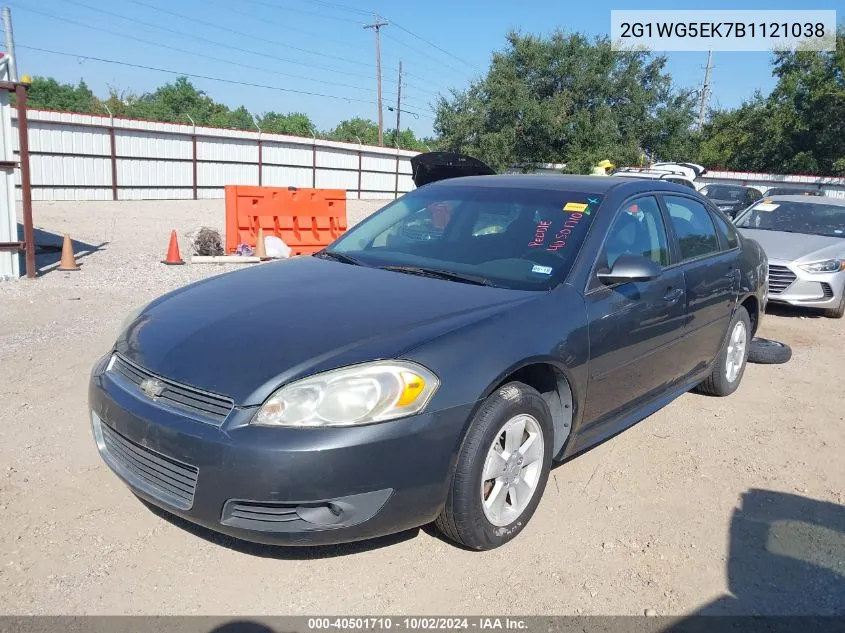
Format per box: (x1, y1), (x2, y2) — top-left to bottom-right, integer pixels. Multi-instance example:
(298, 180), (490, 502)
(394, 61), (402, 148)
(363, 15), (388, 145)
(697, 49), (713, 132)
(2, 8), (18, 82)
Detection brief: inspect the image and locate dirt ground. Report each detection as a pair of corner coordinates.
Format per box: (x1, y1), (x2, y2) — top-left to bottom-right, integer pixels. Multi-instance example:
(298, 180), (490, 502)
(1, 200), (843, 616)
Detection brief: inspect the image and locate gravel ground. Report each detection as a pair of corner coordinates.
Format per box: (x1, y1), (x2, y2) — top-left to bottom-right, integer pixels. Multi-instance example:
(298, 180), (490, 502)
(0, 199), (843, 617)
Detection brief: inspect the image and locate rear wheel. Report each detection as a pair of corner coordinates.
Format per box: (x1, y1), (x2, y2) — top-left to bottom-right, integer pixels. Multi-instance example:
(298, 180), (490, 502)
(435, 381), (553, 550)
(696, 306), (751, 397)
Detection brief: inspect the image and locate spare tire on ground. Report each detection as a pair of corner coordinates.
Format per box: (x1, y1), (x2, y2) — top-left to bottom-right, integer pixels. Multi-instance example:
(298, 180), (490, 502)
(748, 337), (792, 364)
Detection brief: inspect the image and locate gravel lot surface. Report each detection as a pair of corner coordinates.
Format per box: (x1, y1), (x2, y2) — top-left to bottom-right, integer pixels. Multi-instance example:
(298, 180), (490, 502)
(1, 200), (843, 616)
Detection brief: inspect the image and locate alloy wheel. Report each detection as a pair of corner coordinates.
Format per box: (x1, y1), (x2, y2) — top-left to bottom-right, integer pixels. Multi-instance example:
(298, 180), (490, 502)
(480, 413), (545, 527)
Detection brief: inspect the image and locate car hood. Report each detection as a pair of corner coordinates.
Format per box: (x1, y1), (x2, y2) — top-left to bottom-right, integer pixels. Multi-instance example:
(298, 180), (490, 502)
(114, 257), (538, 405)
(736, 228), (845, 263)
(410, 151), (496, 187)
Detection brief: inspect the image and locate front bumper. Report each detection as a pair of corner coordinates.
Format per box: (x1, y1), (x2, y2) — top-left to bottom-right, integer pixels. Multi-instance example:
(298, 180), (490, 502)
(766, 260), (844, 309)
(88, 353), (473, 546)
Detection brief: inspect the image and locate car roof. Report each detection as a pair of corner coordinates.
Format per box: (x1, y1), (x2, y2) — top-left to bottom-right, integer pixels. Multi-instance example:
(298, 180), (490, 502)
(421, 173), (694, 195)
(761, 195), (844, 206)
(704, 183), (752, 189)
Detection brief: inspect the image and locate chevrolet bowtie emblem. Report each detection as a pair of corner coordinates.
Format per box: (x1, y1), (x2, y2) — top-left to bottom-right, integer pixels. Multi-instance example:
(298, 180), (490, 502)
(139, 378), (166, 398)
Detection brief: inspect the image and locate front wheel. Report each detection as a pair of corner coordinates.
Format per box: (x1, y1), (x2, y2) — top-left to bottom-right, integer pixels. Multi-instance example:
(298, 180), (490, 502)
(435, 381), (553, 550)
(696, 305), (751, 397)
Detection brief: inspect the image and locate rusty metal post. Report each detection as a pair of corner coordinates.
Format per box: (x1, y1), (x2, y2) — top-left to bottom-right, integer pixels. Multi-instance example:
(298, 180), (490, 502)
(109, 126), (117, 201)
(15, 83), (35, 279)
(257, 139), (263, 186)
(394, 151), (400, 199)
(191, 134), (198, 200)
(311, 136), (317, 188)
(357, 150), (362, 199)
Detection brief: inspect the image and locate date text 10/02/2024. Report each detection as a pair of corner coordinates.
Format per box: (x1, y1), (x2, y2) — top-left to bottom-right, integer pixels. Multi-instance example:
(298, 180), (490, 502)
(307, 617), (529, 630)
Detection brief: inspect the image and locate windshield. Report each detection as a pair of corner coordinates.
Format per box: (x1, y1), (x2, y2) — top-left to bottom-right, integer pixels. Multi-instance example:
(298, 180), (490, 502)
(735, 200), (845, 238)
(701, 185), (747, 201)
(765, 188), (821, 196)
(325, 184), (602, 290)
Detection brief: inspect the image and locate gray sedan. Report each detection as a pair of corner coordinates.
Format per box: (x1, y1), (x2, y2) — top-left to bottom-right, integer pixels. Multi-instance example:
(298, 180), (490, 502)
(735, 196), (845, 318)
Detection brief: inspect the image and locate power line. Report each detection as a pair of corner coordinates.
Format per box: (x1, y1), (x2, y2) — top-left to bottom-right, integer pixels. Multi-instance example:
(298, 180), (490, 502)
(17, 44), (436, 120)
(381, 31), (474, 82)
(126, 0), (448, 100)
(300, 0), (372, 16)
(13, 3), (399, 86)
(238, 0), (364, 24)
(388, 20), (480, 73)
(127, 0), (371, 69)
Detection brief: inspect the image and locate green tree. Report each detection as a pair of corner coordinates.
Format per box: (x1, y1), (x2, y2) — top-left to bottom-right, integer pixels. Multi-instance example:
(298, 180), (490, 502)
(327, 117), (381, 145)
(256, 111), (315, 136)
(26, 77), (98, 113)
(433, 30), (697, 173)
(698, 25), (845, 175)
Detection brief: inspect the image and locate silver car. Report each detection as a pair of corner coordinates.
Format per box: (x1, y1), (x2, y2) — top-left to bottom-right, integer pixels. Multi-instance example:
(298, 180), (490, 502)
(734, 196), (845, 318)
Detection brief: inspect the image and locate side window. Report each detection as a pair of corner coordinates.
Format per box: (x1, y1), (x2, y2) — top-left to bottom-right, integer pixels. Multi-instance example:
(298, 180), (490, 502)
(711, 210), (740, 250)
(664, 196), (720, 260)
(602, 196), (670, 270)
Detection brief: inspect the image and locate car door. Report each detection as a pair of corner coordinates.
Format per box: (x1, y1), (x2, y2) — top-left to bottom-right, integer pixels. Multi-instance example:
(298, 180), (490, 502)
(581, 194), (687, 428)
(661, 194), (741, 376)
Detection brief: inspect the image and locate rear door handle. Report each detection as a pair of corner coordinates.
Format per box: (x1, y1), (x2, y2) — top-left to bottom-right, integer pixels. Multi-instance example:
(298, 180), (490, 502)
(663, 288), (683, 303)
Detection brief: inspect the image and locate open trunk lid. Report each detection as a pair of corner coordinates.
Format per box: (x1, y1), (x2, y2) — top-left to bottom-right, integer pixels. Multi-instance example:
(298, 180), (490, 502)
(410, 152), (496, 187)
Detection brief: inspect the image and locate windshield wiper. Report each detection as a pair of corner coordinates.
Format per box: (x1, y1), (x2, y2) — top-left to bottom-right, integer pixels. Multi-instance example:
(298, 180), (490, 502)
(312, 250), (369, 266)
(379, 265), (493, 286)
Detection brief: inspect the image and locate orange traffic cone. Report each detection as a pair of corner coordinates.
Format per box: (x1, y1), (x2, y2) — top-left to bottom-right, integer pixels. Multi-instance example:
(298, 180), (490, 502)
(255, 227), (269, 260)
(162, 230), (185, 265)
(58, 233), (81, 271)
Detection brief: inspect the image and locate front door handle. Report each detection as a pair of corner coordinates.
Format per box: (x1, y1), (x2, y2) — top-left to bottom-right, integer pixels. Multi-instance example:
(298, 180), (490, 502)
(663, 288), (683, 303)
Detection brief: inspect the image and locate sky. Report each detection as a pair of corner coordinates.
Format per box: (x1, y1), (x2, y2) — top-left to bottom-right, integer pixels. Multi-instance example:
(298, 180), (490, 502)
(4, 0), (839, 138)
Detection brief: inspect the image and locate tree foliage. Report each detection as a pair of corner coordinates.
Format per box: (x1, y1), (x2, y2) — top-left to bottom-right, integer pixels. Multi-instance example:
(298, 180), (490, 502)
(23, 75), (430, 149)
(433, 30), (698, 173)
(697, 25), (845, 176)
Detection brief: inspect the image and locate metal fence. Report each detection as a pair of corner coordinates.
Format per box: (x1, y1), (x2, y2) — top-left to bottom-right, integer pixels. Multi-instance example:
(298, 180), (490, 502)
(11, 109), (421, 201)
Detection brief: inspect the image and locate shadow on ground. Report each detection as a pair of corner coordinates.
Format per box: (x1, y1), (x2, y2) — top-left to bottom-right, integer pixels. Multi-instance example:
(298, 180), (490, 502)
(764, 303), (825, 319)
(137, 496), (419, 560)
(662, 488), (845, 631)
(16, 225), (107, 275)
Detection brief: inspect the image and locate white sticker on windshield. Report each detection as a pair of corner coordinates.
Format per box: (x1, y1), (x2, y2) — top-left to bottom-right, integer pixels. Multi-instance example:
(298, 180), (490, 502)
(755, 203), (780, 211)
(532, 265), (553, 275)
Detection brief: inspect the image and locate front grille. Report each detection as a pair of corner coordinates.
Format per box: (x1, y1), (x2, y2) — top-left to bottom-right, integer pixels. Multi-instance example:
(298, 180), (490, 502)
(822, 283), (834, 299)
(98, 418), (198, 510)
(767, 264), (797, 295)
(110, 354), (234, 425)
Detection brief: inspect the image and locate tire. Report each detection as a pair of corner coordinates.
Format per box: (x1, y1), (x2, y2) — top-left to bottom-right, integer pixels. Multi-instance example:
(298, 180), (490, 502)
(696, 306), (751, 397)
(822, 290), (845, 319)
(747, 337), (792, 364)
(435, 381), (553, 551)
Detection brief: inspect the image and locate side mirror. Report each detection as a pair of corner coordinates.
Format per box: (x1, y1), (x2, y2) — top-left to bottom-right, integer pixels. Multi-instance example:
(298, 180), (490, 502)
(597, 254), (661, 285)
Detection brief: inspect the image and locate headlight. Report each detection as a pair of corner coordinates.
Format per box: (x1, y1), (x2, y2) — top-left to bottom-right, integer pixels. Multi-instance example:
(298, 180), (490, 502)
(252, 360), (440, 428)
(798, 259), (845, 274)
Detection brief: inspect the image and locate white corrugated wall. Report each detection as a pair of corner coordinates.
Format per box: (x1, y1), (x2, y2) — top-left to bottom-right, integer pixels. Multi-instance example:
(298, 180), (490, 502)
(11, 110), (422, 201)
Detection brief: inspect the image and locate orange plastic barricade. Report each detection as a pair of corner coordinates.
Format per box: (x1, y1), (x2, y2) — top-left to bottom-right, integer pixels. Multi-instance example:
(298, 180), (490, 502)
(225, 185), (348, 256)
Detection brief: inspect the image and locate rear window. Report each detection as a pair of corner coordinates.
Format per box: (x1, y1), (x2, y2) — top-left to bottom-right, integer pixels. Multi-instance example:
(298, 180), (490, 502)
(701, 185), (748, 201)
(327, 184), (603, 290)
